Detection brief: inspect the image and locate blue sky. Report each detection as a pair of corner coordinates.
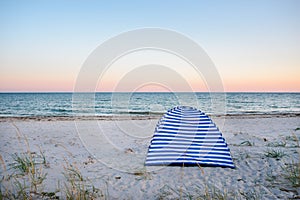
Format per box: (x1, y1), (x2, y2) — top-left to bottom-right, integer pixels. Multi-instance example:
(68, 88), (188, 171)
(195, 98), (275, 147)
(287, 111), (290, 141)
(0, 0), (299, 91)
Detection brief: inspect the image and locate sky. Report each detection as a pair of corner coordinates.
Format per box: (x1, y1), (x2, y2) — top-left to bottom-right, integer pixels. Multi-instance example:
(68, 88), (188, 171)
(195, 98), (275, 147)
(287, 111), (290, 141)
(0, 0), (299, 92)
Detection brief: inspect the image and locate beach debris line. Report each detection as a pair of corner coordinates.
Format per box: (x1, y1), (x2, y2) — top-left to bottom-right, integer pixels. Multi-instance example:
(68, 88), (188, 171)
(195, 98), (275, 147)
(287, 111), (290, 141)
(145, 106), (235, 168)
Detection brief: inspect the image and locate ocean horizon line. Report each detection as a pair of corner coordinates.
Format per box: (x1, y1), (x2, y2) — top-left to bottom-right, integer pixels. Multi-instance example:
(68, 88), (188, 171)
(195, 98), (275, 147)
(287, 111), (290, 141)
(0, 91), (299, 94)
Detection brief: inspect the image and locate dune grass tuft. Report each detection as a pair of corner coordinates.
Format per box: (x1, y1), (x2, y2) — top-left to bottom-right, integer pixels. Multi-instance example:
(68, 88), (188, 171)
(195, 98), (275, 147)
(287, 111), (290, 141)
(267, 141), (286, 147)
(63, 162), (103, 200)
(1, 150), (49, 199)
(200, 184), (230, 200)
(0, 122), (108, 199)
(283, 161), (300, 187)
(264, 149), (287, 159)
(157, 183), (234, 200)
(239, 141), (253, 146)
(239, 189), (261, 200)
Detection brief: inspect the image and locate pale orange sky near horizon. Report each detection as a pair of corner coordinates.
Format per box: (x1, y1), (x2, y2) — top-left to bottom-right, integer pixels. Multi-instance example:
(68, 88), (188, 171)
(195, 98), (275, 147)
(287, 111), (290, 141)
(1, 67), (299, 92)
(0, 55), (299, 92)
(0, 1), (299, 92)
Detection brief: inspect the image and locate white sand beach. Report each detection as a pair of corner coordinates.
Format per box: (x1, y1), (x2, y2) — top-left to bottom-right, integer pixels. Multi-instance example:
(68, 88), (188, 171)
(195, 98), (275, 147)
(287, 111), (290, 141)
(0, 115), (300, 199)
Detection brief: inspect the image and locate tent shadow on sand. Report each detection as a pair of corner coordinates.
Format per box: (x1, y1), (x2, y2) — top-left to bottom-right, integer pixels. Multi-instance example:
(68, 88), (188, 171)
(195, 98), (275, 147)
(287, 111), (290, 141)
(145, 106), (235, 168)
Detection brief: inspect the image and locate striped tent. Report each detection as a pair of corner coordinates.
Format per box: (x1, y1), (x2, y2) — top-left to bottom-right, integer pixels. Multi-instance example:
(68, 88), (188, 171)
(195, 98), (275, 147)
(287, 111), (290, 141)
(145, 106), (235, 168)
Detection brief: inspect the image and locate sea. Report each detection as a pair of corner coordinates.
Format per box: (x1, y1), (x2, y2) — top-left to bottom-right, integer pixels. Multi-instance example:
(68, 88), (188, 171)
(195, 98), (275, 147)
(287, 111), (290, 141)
(0, 92), (299, 117)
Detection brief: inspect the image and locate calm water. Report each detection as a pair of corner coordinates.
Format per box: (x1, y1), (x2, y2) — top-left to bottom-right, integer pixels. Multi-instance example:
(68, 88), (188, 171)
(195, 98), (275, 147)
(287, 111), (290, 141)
(0, 93), (299, 117)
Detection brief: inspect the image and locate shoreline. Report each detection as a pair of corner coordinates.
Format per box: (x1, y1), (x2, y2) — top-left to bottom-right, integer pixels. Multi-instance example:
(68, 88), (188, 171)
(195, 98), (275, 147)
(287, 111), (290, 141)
(0, 113), (300, 122)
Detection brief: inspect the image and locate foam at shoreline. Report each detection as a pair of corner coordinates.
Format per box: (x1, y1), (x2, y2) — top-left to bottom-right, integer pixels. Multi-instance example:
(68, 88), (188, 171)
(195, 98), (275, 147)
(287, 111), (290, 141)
(0, 113), (299, 122)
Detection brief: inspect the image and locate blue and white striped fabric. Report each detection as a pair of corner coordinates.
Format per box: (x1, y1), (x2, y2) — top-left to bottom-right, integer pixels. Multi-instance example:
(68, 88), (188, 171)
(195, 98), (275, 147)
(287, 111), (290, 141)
(145, 106), (235, 168)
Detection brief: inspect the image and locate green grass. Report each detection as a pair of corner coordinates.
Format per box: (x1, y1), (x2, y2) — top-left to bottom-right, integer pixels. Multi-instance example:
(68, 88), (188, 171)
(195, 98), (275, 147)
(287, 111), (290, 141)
(9, 150), (47, 173)
(1, 150), (49, 199)
(0, 123), (107, 200)
(264, 149), (287, 159)
(286, 135), (299, 142)
(9, 152), (33, 174)
(283, 161), (300, 187)
(240, 189), (261, 200)
(239, 141), (253, 146)
(2, 152), (103, 199)
(286, 134), (300, 148)
(63, 162), (103, 200)
(0, 122), (51, 198)
(266, 161), (300, 189)
(157, 184), (233, 200)
(200, 185), (230, 200)
(267, 141), (286, 147)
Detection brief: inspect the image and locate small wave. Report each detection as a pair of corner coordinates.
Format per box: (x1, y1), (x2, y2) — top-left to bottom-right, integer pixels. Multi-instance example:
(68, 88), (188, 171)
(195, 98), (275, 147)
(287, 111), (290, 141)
(114, 110), (165, 115)
(98, 99), (111, 102)
(50, 108), (72, 113)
